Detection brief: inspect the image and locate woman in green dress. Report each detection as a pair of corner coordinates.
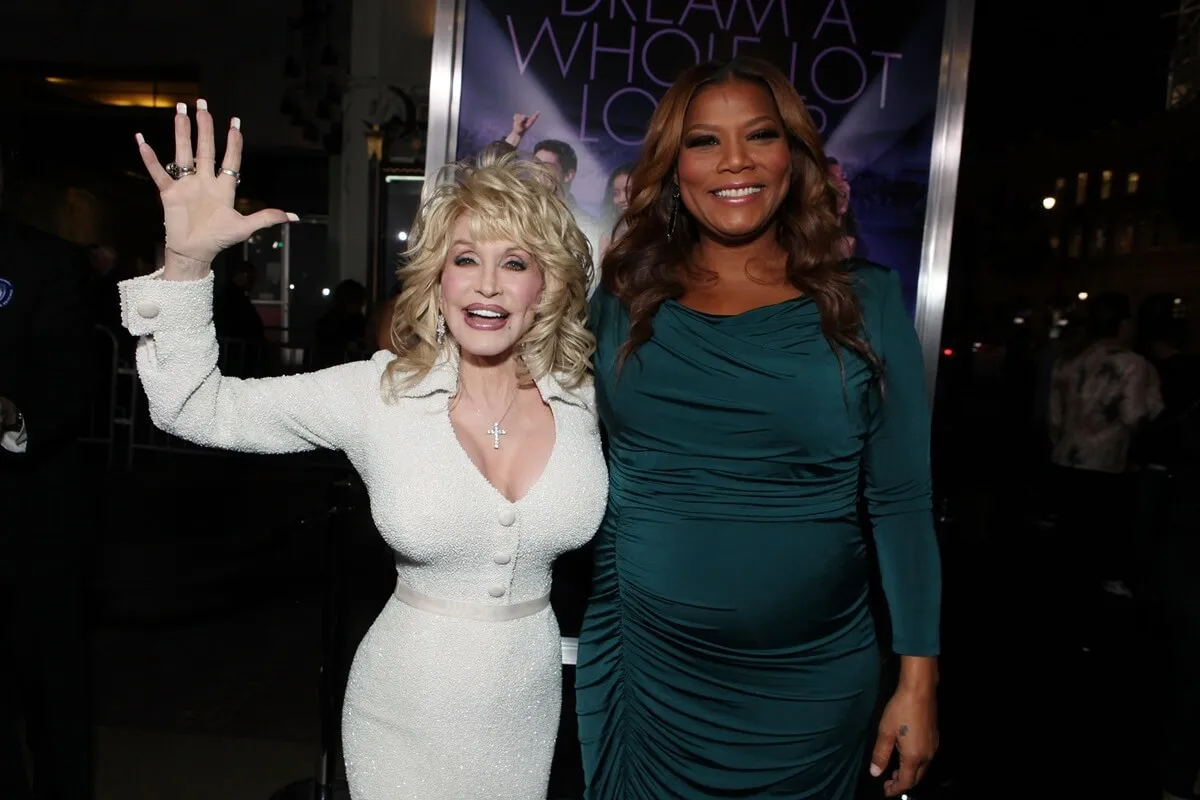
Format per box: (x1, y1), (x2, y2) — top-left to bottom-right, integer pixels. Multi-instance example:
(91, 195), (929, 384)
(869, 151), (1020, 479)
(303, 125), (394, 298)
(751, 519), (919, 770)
(577, 57), (942, 799)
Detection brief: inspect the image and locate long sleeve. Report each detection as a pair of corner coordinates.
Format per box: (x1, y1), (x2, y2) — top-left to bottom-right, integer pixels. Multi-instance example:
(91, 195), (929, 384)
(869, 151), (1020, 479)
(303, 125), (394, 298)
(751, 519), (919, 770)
(119, 270), (372, 455)
(862, 268), (941, 656)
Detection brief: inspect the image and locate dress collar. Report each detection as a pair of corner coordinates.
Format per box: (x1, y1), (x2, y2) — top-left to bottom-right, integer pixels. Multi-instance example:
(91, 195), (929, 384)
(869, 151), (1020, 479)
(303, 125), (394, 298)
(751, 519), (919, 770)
(384, 346), (588, 410)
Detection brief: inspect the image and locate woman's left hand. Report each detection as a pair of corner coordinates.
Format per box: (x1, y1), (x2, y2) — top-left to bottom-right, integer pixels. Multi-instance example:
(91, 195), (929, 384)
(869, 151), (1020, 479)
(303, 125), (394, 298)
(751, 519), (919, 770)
(869, 686), (938, 797)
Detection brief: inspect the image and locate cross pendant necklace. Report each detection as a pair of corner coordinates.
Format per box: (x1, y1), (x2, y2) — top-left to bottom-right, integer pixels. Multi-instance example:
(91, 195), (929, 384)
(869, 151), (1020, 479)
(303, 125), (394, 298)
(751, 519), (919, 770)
(459, 382), (519, 450)
(486, 421), (506, 449)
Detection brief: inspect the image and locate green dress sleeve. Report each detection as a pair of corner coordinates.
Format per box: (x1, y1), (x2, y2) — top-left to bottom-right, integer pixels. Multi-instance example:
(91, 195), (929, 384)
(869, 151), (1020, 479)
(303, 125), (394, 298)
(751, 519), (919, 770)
(861, 268), (942, 656)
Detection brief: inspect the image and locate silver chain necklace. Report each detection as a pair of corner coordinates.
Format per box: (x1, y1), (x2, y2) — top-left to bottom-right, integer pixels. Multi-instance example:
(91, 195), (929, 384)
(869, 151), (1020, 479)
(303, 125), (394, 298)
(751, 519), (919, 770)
(457, 383), (519, 449)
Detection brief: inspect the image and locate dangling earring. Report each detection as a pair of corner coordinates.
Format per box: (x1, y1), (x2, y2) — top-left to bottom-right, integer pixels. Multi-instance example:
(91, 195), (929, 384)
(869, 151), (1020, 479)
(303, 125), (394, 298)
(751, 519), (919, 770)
(435, 313), (446, 344)
(666, 183), (681, 241)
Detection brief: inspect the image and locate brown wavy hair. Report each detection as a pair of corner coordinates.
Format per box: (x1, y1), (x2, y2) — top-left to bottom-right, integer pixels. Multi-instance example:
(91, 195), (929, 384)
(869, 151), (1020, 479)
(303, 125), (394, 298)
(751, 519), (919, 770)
(602, 57), (879, 380)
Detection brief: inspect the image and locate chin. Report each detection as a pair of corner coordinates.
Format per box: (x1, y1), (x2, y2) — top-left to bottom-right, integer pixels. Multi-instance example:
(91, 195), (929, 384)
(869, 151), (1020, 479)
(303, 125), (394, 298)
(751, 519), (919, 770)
(453, 332), (520, 361)
(708, 219), (771, 241)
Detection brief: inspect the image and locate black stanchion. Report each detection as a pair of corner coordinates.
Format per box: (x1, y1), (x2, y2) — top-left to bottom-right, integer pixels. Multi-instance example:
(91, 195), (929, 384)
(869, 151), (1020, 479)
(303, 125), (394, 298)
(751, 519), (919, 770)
(270, 476), (359, 800)
(547, 542), (595, 800)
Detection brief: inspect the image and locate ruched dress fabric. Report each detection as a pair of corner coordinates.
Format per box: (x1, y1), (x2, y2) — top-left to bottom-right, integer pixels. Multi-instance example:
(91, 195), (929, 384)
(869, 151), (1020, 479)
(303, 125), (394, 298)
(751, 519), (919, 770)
(576, 263), (942, 799)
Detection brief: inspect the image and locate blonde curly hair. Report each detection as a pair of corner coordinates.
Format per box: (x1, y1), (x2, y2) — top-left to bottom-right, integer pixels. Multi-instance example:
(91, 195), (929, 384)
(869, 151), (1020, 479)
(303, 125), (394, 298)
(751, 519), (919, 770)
(383, 149), (595, 395)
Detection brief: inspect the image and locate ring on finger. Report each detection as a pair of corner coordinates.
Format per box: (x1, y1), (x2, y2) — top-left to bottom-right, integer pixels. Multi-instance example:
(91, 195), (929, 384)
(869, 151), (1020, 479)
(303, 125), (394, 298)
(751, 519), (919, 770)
(217, 167), (241, 185)
(165, 162), (198, 180)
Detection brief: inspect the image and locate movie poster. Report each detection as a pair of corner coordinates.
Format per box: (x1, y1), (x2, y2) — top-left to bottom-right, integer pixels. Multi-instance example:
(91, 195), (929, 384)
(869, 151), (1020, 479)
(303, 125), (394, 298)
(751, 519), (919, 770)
(453, 0), (951, 314)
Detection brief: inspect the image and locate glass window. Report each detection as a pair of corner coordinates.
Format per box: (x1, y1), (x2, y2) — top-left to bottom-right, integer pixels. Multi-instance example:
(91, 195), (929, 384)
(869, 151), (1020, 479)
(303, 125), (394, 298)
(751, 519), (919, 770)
(1115, 225), (1135, 255)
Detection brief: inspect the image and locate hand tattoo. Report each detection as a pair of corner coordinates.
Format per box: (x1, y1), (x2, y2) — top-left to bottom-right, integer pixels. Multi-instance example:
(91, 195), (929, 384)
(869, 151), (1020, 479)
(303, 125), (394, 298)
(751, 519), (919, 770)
(898, 724), (909, 737)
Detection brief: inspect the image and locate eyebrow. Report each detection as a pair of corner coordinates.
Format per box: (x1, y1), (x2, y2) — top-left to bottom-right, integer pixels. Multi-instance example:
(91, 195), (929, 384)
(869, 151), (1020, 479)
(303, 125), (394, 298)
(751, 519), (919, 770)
(450, 240), (529, 256)
(685, 115), (777, 133)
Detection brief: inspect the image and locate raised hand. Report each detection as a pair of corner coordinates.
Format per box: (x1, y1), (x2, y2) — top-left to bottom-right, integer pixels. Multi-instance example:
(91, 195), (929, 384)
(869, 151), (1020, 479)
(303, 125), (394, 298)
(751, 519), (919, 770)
(504, 111), (540, 147)
(135, 100), (297, 280)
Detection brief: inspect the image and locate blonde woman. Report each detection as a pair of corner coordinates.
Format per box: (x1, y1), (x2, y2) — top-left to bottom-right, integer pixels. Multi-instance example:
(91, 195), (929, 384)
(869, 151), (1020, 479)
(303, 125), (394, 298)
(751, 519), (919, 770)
(121, 102), (606, 799)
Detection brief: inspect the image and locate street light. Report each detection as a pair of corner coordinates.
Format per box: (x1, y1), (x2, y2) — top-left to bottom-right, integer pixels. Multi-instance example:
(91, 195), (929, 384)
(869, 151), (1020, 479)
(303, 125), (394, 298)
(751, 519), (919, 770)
(1042, 196), (1056, 210)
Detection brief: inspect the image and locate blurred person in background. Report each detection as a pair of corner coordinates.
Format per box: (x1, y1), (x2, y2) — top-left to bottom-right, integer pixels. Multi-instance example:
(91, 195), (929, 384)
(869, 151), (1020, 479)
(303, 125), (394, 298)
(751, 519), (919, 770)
(0, 130), (94, 800)
(1048, 292), (1162, 639)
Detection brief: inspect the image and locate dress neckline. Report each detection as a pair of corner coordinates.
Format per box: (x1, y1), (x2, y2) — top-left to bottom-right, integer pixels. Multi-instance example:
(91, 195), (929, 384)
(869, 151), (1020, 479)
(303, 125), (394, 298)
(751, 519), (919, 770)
(666, 294), (812, 321)
(444, 390), (560, 506)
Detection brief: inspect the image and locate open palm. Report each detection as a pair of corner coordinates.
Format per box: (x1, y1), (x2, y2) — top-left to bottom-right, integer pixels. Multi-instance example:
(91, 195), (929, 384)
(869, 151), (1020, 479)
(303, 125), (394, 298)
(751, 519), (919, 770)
(136, 100), (295, 266)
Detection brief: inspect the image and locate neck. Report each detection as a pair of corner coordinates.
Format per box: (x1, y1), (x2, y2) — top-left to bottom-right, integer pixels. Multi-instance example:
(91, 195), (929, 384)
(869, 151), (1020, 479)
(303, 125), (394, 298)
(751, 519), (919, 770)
(458, 350), (521, 411)
(693, 225), (788, 283)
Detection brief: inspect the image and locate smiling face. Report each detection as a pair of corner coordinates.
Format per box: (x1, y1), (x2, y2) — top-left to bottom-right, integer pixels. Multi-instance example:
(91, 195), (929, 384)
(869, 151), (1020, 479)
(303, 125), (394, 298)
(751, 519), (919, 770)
(611, 172), (631, 211)
(675, 79), (793, 243)
(439, 213), (545, 361)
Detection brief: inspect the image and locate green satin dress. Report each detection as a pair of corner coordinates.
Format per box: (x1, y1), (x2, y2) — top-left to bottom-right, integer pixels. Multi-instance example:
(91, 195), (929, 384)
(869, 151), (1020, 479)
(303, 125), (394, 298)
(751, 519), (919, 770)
(576, 262), (941, 799)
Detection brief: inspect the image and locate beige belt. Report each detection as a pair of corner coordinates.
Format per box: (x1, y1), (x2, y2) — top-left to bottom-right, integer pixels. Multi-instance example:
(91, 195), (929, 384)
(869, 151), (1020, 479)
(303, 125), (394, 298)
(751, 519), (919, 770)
(392, 581), (550, 622)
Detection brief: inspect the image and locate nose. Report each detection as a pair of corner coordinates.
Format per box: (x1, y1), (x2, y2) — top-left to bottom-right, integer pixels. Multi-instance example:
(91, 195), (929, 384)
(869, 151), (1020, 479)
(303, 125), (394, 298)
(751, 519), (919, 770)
(717, 138), (753, 173)
(476, 263), (500, 298)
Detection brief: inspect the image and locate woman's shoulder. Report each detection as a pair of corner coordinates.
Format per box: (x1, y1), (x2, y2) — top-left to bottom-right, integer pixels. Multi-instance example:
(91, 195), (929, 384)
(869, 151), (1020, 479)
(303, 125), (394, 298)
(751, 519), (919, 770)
(587, 283), (628, 333)
(544, 370), (597, 415)
(369, 348), (399, 370)
(845, 259), (899, 302)
(843, 260), (910, 349)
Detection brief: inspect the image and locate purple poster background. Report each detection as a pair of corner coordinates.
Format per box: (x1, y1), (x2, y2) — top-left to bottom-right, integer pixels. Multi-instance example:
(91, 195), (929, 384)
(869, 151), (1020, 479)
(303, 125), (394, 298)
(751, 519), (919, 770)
(455, 0), (947, 315)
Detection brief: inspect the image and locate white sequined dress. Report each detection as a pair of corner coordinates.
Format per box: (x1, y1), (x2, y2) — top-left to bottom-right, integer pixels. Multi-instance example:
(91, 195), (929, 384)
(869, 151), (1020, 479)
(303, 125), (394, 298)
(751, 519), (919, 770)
(119, 272), (608, 799)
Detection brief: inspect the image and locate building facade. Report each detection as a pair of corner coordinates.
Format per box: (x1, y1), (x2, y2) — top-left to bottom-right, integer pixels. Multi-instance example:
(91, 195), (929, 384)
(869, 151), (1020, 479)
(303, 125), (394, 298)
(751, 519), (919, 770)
(952, 104), (1200, 340)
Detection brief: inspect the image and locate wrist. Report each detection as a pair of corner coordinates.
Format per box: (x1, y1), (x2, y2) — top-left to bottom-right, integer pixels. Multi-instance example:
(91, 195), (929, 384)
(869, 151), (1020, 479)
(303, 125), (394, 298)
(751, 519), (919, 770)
(162, 247), (213, 281)
(896, 655), (938, 697)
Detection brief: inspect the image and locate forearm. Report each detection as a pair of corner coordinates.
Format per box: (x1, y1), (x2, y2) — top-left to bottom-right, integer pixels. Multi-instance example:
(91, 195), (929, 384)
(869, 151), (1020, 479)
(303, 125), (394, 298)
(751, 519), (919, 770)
(872, 508), (942, 656)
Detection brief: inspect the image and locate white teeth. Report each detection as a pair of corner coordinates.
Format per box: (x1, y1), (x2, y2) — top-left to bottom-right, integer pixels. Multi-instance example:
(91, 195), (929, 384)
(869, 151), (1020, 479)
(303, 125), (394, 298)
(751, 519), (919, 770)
(467, 309), (506, 318)
(714, 186), (762, 198)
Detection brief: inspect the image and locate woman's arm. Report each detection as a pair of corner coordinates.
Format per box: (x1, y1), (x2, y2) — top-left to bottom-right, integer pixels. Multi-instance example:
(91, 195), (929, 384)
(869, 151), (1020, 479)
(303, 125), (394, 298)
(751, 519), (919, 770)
(859, 268), (941, 796)
(120, 269), (371, 454)
(862, 268), (941, 657)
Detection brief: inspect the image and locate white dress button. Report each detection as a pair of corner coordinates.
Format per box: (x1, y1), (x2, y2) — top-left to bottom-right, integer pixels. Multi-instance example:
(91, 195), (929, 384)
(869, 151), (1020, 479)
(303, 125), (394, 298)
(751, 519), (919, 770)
(498, 508), (516, 527)
(493, 552), (511, 565)
(487, 585), (506, 598)
(135, 300), (160, 319)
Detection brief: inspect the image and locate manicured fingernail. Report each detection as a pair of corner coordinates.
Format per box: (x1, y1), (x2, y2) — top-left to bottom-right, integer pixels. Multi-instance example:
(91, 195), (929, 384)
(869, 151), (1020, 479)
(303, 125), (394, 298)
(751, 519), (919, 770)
(197, 98), (208, 111)
(176, 102), (187, 115)
(286, 212), (300, 222)
(869, 765), (883, 777)
(231, 117), (241, 131)
(135, 133), (145, 145)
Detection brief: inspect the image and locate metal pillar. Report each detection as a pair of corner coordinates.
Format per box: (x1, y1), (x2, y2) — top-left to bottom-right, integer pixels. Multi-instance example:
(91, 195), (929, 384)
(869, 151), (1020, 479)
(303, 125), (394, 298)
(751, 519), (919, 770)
(1167, 0), (1200, 110)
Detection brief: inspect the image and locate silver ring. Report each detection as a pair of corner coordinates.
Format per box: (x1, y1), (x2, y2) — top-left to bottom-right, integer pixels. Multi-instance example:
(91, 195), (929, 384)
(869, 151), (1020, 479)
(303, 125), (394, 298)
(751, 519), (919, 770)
(165, 162), (198, 180)
(217, 167), (241, 186)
